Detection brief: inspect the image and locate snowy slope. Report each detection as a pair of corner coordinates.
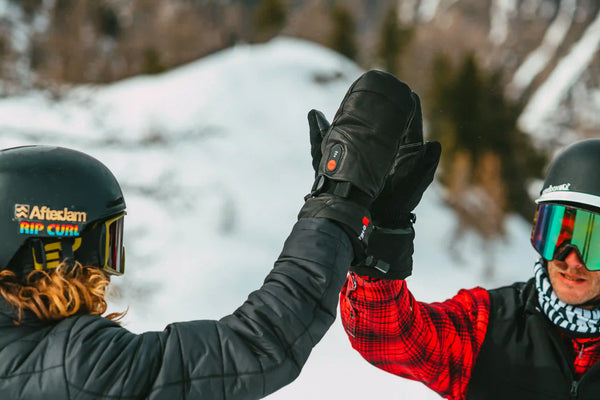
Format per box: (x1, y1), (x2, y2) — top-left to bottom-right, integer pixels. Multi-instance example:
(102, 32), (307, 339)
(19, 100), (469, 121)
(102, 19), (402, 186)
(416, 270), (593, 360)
(0, 37), (538, 399)
(518, 7), (600, 142)
(509, 0), (576, 96)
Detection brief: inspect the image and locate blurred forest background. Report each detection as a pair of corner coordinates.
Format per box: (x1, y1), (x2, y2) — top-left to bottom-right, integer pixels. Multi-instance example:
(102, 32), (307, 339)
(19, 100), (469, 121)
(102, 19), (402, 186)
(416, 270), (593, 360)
(1, 0), (599, 244)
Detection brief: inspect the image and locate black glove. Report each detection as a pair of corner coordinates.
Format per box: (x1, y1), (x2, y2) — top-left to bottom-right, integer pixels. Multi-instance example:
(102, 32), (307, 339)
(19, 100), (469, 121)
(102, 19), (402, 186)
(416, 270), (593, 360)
(370, 94), (441, 228)
(299, 70), (418, 261)
(306, 93), (441, 279)
(350, 142), (440, 279)
(353, 93), (441, 279)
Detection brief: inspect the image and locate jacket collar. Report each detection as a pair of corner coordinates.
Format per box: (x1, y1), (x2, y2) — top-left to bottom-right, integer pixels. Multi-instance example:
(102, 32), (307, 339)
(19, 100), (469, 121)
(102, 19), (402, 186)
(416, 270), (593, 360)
(522, 278), (540, 314)
(0, 296), (46, 328)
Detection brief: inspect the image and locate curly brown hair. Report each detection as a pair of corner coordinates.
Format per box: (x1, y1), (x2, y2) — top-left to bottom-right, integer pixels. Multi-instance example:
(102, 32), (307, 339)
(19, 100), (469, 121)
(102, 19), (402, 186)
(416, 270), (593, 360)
(0, 262), (125, 324)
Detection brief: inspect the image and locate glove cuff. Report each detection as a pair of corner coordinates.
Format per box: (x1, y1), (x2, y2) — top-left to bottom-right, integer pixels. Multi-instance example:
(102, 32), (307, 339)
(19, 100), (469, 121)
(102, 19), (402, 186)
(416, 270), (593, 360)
(350, 224), (414, 280)
(298, 194), (372, 262)
(374, 212), (416, 230)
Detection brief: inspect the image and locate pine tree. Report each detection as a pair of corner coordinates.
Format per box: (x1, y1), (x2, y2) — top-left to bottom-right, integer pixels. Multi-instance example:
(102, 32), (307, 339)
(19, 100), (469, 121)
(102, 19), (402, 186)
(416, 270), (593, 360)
(377, 5), (413, 75)
(329, 5), (357, 60)
(143, 48), (166, 75)
(253, 0), (286, 42)
(429, 53), (546, 220)
(429, 53), (455, 186)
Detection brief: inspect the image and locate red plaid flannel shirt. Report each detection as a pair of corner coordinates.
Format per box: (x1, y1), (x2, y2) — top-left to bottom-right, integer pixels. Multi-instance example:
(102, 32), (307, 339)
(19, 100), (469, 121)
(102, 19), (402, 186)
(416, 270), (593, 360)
(340, 272), (600, 400)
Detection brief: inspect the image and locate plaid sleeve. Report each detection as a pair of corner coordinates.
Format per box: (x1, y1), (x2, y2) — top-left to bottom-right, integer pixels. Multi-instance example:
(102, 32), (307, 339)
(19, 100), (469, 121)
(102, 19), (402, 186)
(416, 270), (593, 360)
(340, 272), (490, 400)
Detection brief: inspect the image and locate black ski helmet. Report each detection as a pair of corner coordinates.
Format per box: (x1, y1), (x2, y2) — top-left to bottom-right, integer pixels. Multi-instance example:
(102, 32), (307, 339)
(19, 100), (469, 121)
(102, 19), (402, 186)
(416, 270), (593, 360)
(536, 139), (600, 211)
(0, 146), (126, 277)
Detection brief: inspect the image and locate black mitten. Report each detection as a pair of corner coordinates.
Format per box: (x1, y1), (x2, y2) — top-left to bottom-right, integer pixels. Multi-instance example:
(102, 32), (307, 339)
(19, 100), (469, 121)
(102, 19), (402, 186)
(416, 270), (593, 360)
(351, 93), (441, 279)
(299, 70), (418, 261)
(370, 93), (441, 228)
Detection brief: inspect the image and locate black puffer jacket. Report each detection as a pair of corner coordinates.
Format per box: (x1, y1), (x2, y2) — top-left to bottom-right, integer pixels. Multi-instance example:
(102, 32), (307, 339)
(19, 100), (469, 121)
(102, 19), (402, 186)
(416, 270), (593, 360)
(0, 218), (352, 400)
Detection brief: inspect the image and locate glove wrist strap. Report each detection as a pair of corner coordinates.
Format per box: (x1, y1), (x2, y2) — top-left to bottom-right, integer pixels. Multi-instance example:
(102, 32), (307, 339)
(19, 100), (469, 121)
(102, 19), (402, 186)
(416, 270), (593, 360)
(306, 174), (372, 208)
(350, 223), (414, 280)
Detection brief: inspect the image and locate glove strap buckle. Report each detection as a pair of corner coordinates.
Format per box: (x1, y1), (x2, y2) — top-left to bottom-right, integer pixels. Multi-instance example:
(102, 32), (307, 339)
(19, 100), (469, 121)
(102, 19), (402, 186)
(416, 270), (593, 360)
(364, 255), (391, 273)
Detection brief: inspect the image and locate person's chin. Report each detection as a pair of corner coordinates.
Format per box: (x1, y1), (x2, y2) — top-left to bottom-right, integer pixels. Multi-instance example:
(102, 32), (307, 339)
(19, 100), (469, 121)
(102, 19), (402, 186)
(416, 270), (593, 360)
(552, 272), (592, 304)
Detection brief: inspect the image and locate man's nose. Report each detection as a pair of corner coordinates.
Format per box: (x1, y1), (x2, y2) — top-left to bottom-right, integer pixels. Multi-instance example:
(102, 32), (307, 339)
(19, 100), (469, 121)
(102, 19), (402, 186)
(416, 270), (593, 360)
(565, 249), (585, 268)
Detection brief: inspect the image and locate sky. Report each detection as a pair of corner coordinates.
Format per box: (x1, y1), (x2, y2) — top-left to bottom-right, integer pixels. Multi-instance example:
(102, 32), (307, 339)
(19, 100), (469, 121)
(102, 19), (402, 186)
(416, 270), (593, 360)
(0, 37), (540, 399)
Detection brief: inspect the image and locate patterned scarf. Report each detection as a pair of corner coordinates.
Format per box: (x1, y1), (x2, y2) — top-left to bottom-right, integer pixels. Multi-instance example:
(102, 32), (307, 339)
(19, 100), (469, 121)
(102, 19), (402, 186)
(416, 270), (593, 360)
(534, 260), (600, 335)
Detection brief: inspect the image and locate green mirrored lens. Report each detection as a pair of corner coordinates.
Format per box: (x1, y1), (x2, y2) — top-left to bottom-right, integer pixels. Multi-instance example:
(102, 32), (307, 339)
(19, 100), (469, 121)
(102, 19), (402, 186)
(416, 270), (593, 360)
(532, 204), (565, 261)
(544, 205), (565, 260)
(571, 209), (600, 270)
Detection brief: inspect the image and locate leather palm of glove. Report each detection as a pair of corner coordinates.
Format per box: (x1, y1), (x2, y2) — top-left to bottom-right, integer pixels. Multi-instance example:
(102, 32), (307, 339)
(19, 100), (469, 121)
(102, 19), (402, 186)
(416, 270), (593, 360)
(298, 70), (418, 262)
(306, 92), (441, 279)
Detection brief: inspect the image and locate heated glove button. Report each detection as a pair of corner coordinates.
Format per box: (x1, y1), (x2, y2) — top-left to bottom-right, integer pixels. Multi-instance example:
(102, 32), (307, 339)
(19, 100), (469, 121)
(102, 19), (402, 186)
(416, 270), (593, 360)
(326, 144), (343, 173)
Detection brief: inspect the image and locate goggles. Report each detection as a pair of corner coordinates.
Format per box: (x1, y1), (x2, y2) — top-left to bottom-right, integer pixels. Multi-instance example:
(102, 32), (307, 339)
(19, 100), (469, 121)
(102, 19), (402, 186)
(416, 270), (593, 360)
(531, 203), (600, 271)
(79, 212), (126, 275)
(100, 212), (126, 275)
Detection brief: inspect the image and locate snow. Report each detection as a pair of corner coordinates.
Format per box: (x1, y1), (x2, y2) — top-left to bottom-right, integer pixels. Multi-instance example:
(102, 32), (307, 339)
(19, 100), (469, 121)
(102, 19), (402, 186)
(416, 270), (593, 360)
(0, 37), (538, 399)
(418, 0), (442, 23)
(398, 0), (420, 24)
(518, 7), (600, 139)
(520, 0), (541, 19)
(509, 0), (576, 96)
(489, 0), (517, 45)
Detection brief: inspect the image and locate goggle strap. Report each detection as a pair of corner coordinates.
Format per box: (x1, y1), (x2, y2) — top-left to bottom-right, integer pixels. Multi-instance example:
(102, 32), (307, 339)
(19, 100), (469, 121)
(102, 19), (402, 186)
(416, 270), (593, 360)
(31, 239), (47, 270)
(30, 238), (79, 271)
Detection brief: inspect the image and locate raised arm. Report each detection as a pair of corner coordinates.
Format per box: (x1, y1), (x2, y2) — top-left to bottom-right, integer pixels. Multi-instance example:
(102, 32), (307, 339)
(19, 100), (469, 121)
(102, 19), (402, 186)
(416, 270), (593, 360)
(340, 274), (490, 400)
(63, 218), (351, 400)
(335, 81), (490, 400)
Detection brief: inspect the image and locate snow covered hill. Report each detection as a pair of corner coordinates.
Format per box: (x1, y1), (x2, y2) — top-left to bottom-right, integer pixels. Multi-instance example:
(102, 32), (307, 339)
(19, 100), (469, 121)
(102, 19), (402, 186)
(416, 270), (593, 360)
(398, 0), (600, 148)
(1, 0), (598, 150)
(0, 38), (539, 399)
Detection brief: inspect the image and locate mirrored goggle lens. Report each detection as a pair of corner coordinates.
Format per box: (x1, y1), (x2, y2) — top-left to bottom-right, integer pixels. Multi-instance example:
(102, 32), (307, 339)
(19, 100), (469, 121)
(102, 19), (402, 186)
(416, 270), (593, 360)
(531, 203), (600, 271)
(104, 213), (125, 275)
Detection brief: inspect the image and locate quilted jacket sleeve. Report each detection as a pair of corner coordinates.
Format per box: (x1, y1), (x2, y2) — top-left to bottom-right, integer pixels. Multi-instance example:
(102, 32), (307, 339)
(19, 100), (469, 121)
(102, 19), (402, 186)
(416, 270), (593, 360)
(63, 218), (352, 400)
